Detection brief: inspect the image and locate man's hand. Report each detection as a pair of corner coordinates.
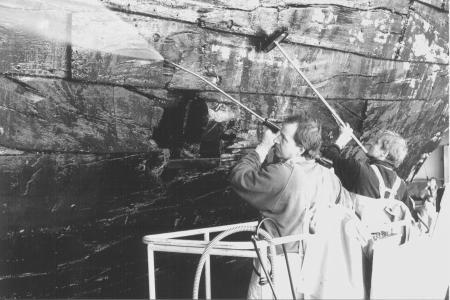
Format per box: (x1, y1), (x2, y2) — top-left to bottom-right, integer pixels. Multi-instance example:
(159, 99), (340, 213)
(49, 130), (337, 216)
(260, 128), (278, 148)
(255, 129), (278, 163)
(335, 123), (353, 149)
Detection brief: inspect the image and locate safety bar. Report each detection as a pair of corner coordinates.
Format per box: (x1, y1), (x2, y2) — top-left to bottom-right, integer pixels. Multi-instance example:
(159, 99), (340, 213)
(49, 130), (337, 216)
(142, 221), (305, 299)
(142, 217), (412, 299)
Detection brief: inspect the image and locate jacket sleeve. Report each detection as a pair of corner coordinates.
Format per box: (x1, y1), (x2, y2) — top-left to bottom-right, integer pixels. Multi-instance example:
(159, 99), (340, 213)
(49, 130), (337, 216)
(322, 144), (361, 191)
(229, 150), (291, 212)
(400, 182), (419, 221)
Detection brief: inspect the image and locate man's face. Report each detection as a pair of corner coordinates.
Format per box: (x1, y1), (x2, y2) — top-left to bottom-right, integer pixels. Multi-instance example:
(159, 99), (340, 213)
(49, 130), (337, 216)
(274, 122), (303, 160)
(429, 179), (437, 189)
(366, 139), (386, 160)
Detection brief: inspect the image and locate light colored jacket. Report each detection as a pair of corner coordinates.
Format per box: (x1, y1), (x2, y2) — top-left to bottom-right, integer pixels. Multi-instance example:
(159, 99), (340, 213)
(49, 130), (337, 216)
(230, 150), (343, 252)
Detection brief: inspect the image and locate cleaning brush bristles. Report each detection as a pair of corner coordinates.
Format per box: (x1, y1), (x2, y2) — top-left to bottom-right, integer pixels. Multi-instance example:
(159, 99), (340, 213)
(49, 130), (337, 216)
(261, 27), (289, 52)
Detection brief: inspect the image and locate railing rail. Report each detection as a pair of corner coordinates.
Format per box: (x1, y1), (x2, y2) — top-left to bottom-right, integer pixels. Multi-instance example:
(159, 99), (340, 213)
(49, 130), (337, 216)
(142, 221), (305, 299)
(142, 212), (422, 299)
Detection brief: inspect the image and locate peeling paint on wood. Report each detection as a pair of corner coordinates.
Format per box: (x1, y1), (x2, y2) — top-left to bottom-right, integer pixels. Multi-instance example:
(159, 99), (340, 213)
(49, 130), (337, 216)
(105, 0), (441, 61)
(73, 14), (447, 103)
(397, 2), (449, 63)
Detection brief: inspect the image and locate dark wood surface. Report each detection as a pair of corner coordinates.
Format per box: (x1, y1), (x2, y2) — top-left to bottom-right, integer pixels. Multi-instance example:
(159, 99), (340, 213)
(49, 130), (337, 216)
(0, 0), (448, 297)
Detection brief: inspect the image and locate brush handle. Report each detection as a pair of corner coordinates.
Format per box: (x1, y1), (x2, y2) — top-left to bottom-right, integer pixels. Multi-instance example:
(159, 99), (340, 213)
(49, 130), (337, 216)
(263, 119), (280, 133)
(274, 42), (368, 153)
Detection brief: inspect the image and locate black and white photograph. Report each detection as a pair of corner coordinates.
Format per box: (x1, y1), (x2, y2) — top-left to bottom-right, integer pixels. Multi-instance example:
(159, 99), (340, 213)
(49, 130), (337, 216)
(0, 0), (449, 298)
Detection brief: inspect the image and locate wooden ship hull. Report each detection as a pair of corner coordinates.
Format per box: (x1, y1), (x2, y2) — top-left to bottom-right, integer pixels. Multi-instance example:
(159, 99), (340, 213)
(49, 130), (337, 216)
(0, 0), (448, 297)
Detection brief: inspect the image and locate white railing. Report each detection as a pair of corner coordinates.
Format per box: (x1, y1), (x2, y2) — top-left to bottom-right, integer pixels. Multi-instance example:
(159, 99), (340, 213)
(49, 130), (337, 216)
(142, 221), (305, 299)
(142, 193), (450, 300)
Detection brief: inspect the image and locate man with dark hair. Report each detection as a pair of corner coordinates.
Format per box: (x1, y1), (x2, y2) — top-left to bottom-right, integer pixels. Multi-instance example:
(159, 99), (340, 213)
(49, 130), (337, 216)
(230, 112), (345, 299)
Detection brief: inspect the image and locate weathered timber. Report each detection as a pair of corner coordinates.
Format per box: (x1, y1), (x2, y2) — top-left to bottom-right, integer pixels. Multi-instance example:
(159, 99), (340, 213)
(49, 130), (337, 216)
(417, 0), (449, 11)
(198, 91), (366, 143)
(105, 0), (407, 58)
(0, 0), (448, 298)
(73, 14), (448, 103)
(2, 0), (447, 83)
(0, 76), (164, 152)
(0, 153), (163, 231)
(0, 11), (67, 77)
(0, 75), (369, 153)
(345, 96), (449, 178)
(397, 1), (449, 62)
(0, 72), (447, 177)
(0, 152), (249, 235)
(0, 2), (163, 78)
(69, 7), (166, 87)
(0, 152), (255, 298)
(105, 0), (447, 63)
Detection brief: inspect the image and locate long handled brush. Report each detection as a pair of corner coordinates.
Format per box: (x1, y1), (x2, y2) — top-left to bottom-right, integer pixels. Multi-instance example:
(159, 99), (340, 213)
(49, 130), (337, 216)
(259, 27), (367, 153)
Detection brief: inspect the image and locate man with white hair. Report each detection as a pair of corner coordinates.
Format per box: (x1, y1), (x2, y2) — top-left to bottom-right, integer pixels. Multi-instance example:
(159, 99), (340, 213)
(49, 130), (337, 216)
(322, 125), (415, 217)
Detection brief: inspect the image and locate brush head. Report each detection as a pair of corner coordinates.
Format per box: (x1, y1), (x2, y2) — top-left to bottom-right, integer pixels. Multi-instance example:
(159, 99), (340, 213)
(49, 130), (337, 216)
(261, 27), (289, 52)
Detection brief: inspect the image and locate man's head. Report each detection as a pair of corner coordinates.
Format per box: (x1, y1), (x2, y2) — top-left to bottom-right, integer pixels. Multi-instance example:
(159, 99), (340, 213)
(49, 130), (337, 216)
(366, 130), (408, 167)
(274, 112), (322, 160)
(428, 177), (437, 189)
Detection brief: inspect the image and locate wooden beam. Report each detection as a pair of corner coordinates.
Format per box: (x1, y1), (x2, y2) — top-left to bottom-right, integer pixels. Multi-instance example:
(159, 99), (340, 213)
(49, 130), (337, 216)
(0, 11), (67, 77)
(396, 1), (449, 63)
(346, 97), (449, 178)
(72, 14), (448, 101)
(105, 0), (448, 64)
(0, 76), (164, 152)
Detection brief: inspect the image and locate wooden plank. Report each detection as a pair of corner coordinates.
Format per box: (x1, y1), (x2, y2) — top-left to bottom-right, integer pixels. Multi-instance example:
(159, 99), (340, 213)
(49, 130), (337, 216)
(277, 6), (403, 59)
(72, 49), (165, 87)
(0, 76), (446, 181)
(105, 0), (414, 60)
(72, 15), (447, 102)
(70, 9), (165, 87)
(0, 76), (164, 152)
(0, 1), (162, 63)
(0, 152), (164, 197)
(0, 150), (250, 241)
(0, 2), (446, 298)
(0, 150), (251, 235)
(0, 146), (23, 155)
(348, 97), (449, 178)
(0, 149), (254, 298)
(416, 0), (449, 11)
(166, 37), (448, 100)
(0, 9), (67, 77)
(0, 151), (166, 236)
(200, 92), (365, 147)
(397, 1), (449, 63)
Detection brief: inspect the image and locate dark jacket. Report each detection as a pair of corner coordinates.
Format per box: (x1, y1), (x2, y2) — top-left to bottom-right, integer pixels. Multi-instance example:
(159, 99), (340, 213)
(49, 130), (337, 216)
(322, 144), (416, 219)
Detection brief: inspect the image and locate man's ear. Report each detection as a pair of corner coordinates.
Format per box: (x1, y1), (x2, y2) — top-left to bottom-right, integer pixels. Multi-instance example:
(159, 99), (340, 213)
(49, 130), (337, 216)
(297, 145), (305, 156)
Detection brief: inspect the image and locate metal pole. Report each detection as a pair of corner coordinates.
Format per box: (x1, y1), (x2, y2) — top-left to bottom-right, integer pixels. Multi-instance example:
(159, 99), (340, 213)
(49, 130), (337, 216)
(65, 12), (72, 80)
(274, 41), (368, 153)
(204, 233), (211, 299)
(147, 246), (156, 299)
(167, 61), (279, 131)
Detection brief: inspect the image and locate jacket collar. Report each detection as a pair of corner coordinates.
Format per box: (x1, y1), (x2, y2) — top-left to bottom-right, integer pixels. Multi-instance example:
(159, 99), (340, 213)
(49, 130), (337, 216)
(367, 155), (395, 170)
